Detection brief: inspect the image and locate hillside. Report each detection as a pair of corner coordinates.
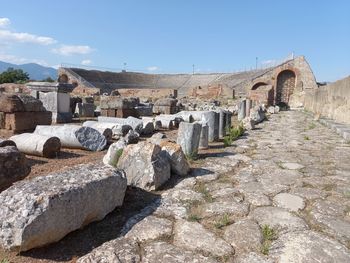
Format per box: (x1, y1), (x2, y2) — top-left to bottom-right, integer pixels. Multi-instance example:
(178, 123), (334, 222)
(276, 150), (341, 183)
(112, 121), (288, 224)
(0, 61), (57, 81)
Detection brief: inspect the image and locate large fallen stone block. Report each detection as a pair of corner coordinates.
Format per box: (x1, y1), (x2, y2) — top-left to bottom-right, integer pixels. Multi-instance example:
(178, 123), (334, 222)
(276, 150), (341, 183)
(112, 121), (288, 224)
(250, 105), (266, 124)
(34, 125), (107, 151)
(0, 163), (127, 251)
(0, 146), (30, 191)
(177, 122), (202, 157)
(159, 140), (189, 176)
(117, 141), (170, 190)
(10, 133), (61, 158)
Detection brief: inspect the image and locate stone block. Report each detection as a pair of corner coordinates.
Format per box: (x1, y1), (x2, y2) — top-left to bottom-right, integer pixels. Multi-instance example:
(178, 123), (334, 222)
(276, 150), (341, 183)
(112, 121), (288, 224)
(117, 141), (171, 190)
(0, 146), (30, 191)
(2, 111), (52, 133)
(0, 163), (127, 251)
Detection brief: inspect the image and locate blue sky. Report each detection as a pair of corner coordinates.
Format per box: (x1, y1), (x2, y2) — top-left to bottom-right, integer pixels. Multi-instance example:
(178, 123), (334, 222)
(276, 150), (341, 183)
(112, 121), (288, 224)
(1, 0), (349, 81)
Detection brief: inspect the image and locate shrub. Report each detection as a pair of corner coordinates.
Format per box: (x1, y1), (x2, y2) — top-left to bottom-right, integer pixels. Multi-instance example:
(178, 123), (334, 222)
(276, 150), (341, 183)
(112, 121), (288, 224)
(223, 124), (245, 147)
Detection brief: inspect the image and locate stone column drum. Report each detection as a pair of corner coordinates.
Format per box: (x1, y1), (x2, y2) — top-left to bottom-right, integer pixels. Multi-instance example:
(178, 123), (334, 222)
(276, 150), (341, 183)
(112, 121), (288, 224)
(238, 100), (247, 121)
(177, 122), (202, 157)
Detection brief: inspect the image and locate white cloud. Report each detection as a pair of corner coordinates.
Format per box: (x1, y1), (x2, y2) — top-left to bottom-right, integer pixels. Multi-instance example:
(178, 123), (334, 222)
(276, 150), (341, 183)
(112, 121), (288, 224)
(0, 29), (56, 45)
(52, 45), (93, 56)
(0, 53), (49, 67)
(81, 59), (92, 65)
(147, 66), (158, 71)
(0, 18), (10, 28)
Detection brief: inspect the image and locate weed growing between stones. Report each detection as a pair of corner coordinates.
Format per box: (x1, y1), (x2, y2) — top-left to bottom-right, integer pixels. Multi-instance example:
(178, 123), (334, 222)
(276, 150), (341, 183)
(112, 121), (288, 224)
(223, 124), (245, 147)
(308, 122), (316, 130)
(260, 224), (277, 255)
(214, 214), (232, 229)
(185, 151), (198, 161)
(304, 135), (310, 140)
(188, 213), (201, 222)
(0, 259), (9, 263)
(194, 182), (213, 203)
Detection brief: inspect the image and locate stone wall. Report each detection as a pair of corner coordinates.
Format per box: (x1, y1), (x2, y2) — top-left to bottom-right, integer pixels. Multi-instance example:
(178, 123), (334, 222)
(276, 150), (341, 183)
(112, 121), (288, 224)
(243, 56), (318, 107)
(304, 76), (350, 125)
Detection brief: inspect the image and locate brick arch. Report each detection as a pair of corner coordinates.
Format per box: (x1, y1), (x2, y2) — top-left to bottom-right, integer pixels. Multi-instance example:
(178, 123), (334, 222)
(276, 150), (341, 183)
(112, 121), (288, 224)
(276, 70), (296, 105)
(251, 82), (268, 90)
(58, 74), (69, 83)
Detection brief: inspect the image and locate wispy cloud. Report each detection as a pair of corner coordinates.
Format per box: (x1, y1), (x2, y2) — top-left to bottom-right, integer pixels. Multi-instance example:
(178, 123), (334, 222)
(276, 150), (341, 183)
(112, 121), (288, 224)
(0, 17), (10, 28)
(0, 29), (56, 45)
(52, 45), (93, 56)
(147, 66), (158, 71)
(261, 59), (277, 65)
(81, 59), (92, 65)
(0, 53), (49, 66)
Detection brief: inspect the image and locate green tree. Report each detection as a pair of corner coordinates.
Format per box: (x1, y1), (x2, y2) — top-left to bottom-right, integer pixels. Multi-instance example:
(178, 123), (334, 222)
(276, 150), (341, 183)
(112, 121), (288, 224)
(0, 67), (30, 84)
(41, 76), (55, 82)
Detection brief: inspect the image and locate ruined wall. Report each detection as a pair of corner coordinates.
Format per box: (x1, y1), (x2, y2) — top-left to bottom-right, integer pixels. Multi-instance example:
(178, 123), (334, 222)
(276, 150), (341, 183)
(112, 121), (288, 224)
(304, 76), (350, 125)
(187, 85), (234, 99)
(242, 56), (318, 107)
(116, 88), (177, 100)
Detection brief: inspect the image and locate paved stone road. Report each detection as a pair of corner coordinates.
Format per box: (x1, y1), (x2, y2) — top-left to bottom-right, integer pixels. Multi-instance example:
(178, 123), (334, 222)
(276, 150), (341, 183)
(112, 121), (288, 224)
(79, 110), (350, 263)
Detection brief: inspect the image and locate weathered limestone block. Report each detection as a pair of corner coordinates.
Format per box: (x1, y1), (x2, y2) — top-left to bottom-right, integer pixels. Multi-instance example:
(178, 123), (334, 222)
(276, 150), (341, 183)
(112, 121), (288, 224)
(0, 138), (16, 147)
(0, 163), (127, 251)
(147, 132), (167, 145)
(159, 140), (190, 176)
(34, 125), (106, 151)
(153, 98), (178, 114)
(0, 94), (45, 112)
(117, 141), (170, 190)
(1, 112), (52, 133)
(77, 237), (141, 263)
(100, 96), (139, 109)
(103, 138), (127, 167)
(199, 122), (209, 149)
(242, 117), (255, 130)
(0, 146), (30, 191)
(250, 105), (266, 124)
(98, 116), (143, 134)
(154, 116), (174, 129)
(177, 122), (202, 157)
(10, 133), (61, 158)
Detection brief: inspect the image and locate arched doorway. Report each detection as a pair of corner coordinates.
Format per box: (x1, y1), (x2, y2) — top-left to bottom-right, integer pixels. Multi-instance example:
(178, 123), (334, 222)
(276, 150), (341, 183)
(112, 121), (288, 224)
(276, 70), (295, 105)
(252, 82), (267, 90)
(58, 74), (69, 83)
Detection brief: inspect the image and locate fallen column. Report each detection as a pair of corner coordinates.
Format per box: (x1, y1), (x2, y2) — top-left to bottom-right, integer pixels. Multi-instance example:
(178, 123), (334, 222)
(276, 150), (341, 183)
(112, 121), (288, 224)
(10, 133), (61, 158)
(177, 122), (202, 157)
(175, 112), (194, 123)
(65, 124), (112, 143)
(142, 117), (162, 130)
(98, 116), (143, 134)
(83, 121), (132, 139)
(34, 125), (107, 151)
(0, 163), (127, 252)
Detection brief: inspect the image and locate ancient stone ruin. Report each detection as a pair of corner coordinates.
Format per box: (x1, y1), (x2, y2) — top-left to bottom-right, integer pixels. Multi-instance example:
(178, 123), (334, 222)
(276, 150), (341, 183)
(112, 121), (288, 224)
(0, 56), (350, 263)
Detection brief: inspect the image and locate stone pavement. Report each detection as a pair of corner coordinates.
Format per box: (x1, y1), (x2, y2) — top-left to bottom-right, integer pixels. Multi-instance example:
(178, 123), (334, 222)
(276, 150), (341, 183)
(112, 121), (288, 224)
(79, 110), (350, 263)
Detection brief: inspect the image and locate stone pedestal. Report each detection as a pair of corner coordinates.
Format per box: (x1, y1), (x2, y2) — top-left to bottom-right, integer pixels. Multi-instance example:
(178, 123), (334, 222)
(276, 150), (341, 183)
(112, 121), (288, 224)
(27, 82), (74, 123)
(246, 99), (252, 117)
(177, 122), (202, 157)
(199, 123), (209, 149)
(238, 100), (246, 121)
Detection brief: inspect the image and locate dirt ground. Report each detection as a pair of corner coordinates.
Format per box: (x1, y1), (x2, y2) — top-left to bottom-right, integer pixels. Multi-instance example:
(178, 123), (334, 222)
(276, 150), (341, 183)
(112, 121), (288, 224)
(0, 125), (228, 263)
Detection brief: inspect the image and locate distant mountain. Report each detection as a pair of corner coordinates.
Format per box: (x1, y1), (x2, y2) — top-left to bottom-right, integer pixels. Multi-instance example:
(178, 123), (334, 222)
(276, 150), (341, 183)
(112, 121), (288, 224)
(0, 61), (57, 81)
